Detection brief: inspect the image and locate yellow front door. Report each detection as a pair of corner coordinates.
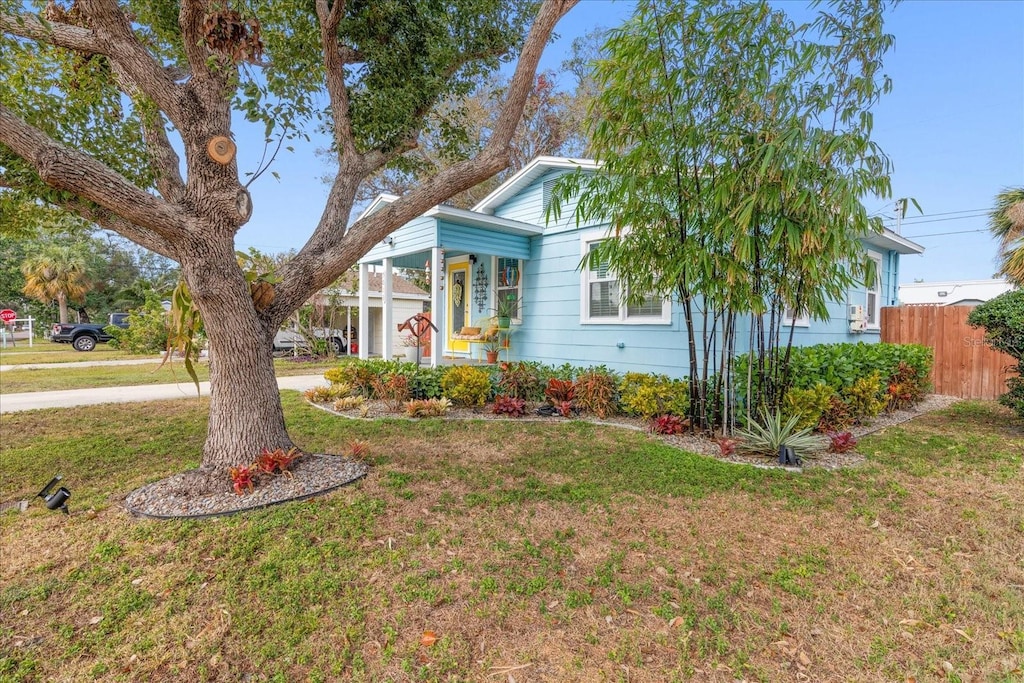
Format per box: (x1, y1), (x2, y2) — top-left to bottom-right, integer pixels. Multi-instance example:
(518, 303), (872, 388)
(447, 262), (471, 353)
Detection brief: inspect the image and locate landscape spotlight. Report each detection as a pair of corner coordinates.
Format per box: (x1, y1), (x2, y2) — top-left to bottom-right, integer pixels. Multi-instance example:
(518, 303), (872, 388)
(36, 476), (71, 514)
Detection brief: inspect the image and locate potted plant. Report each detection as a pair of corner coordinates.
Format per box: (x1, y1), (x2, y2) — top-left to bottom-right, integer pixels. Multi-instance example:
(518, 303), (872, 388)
(401, 334), (420, 362)
(483, 337), (501, 364)
(494, 293), (521, 329)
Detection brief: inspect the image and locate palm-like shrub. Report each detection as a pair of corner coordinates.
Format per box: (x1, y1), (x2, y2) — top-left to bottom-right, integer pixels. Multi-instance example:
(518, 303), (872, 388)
(736, 410), (823, 458)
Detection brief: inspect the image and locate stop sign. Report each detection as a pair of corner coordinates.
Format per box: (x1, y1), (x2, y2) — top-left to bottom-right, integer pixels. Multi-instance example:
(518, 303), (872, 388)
(0, 309), (16, 324)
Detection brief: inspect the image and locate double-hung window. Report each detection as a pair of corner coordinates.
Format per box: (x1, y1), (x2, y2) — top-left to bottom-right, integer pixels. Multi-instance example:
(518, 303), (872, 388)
(580, 232), (671, 324)
(495, 257), (522, 322)
(866, 250), (882, 329)
(782, 306), (810, 327)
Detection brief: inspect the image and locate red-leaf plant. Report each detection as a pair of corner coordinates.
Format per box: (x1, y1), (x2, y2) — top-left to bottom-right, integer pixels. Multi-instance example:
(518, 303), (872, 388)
(348, 440), (370, 461)
(556, 400), (575, 418)
(256, 446), (301, 475)
(492, 394), (527, 417)
(826, 431), (858, 453)
(651, 414), (686, 435)
(716, 437), (738, 456)
(229, 465), (256, 495)
(544, 378), (575, 405)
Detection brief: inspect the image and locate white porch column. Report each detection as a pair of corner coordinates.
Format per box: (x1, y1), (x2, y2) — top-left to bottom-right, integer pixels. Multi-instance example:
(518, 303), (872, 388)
(382, 258), (394, 360)
(430, 246), (442, 367)
(358, 263), (369, 360)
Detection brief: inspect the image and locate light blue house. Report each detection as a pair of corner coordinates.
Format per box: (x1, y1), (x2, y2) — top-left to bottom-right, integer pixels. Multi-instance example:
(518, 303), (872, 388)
(356, 156), (924, 376)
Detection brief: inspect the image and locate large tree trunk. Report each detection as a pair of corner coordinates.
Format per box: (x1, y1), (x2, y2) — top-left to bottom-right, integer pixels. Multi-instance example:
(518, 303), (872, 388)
(182, 240), (292, 473)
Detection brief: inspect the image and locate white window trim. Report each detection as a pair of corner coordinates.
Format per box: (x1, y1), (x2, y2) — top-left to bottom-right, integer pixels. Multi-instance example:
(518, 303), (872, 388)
(866, 250), (883, 330)
(492, 256), (523, 325)
(579, 229), (672, 325)
(783, 308), (810, 328)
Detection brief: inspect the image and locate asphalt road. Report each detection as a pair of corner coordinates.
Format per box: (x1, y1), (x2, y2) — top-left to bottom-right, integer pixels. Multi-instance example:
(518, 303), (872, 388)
(0, 374), (327, 414)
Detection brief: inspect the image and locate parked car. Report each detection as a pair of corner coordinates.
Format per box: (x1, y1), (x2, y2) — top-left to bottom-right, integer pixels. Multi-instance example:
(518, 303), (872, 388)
(51, 313), (129, 352)
(272, 325), (353, 356)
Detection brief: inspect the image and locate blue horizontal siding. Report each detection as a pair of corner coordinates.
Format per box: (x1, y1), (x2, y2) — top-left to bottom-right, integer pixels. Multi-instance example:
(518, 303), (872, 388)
(438, 222), (531, 260)
(361, 216), (438, 264)
(492, 170), (599, 234)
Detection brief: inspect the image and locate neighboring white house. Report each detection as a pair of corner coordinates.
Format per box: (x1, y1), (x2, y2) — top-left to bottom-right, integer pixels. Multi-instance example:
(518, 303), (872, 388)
(311, 272), (429, 357)
(898, 279), (1014, 307)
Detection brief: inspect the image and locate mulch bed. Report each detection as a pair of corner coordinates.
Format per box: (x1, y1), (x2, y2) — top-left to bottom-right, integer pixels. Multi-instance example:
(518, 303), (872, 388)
(314, 393), (963, 471)
(123, 454), (369, 519)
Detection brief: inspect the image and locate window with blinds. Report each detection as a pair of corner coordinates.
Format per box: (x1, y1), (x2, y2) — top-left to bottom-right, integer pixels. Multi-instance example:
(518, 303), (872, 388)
(581, 237), (670, 324)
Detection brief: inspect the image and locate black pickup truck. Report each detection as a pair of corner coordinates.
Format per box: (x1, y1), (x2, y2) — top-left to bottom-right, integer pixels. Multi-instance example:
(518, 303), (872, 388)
(51, 313), (129, 352)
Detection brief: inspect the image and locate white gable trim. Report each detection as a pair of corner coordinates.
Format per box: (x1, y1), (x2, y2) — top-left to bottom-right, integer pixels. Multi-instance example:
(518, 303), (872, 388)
(472, 156), (600, 214)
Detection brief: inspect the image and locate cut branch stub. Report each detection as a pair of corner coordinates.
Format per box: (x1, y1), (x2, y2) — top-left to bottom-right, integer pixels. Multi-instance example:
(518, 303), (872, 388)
(207, 136), (236, 165)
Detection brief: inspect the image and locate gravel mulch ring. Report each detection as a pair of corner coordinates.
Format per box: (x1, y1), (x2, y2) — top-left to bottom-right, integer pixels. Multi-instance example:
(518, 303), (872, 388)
(123, 454), (369, 519)
(314, 393), (963, 472)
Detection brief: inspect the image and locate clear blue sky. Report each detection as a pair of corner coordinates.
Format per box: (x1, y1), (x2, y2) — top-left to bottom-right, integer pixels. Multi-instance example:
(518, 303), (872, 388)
(232, 0), (1024, 285)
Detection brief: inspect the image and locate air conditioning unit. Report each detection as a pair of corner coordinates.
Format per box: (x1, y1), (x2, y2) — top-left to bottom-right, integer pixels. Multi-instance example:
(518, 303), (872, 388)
(848, 304), (866, 333)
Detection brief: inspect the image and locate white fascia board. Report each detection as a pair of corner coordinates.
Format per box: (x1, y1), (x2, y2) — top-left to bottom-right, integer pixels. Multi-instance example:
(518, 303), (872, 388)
(355, 193), (400, 221)
(427, 205), (543, 236)
(471, 156), (601, 214)
(864, 228), (925, 255)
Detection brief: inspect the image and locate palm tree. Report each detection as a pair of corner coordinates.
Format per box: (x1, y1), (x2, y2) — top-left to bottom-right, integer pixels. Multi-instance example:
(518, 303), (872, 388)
(990, 187), (1024, 286)
(21, 247), (92, 323)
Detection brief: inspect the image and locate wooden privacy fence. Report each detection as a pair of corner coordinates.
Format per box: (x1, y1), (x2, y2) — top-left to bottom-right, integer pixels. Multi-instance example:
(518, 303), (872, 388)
(881, 305), (1017, 400)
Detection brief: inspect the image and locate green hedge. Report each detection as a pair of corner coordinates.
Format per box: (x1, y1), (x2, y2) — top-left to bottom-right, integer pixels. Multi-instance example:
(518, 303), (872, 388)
(733, 342), (933, 397)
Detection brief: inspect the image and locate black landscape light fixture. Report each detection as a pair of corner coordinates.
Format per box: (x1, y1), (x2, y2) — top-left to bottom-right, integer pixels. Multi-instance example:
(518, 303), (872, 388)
(36, 476), (71, 514)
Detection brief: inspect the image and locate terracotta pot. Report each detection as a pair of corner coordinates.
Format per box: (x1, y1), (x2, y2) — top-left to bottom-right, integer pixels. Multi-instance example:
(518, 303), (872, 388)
(486, 351), (499, 364)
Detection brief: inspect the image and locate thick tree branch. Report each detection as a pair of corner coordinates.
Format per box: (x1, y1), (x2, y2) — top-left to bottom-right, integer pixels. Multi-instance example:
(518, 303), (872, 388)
(316, 0), (358, 160)
(60, 199), (179, 260)
(270, 0), (579, 322)
(77, 0), (185, 125)
(107, 62), (187, 204)
(0, 104), (187, 241)
(177, 0), (210, 77)
(0, 11), (102, 53)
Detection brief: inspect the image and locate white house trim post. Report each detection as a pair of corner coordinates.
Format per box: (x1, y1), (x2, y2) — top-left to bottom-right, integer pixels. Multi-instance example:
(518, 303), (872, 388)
(358, 263), (369, 360)
(430, 247), (442, 367)
(382, 258), (394, 360)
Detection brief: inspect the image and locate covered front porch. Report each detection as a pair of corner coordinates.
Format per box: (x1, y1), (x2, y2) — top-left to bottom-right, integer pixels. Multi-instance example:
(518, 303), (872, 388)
(356, 198), (539, 367)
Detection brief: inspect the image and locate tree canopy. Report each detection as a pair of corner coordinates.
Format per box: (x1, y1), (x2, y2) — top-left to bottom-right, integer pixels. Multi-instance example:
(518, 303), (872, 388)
(0, 0), (577, 479)
(550, 0), (897, 429)
(988, 187), (1024, 286)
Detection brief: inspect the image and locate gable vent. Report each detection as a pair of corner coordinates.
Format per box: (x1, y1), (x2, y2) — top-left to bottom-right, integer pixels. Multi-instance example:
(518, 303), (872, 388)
(542, 178), (557, 211)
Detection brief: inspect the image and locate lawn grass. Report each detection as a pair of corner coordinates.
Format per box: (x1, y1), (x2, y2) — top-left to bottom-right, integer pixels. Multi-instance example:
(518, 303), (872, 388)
(0, 343), (141, 365)
(1, 398), (1021, 682)
(0, 358), (336, 393)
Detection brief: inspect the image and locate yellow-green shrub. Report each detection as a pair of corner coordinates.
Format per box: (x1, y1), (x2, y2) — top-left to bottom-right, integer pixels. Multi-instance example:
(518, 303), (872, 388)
(782, 383), (834, 430)
(843, 372), (887, 420)
(618, 372), (689, 419)
(440, 366), (492, 407)
(333, 395), (366, 412)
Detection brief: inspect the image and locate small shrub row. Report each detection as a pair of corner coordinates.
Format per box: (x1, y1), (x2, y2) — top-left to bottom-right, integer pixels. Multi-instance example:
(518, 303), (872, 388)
(315, 341), (931, 425)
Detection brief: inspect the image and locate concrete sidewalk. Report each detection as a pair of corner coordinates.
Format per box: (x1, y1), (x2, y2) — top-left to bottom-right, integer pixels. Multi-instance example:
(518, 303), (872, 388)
(0, 374), (327, 414)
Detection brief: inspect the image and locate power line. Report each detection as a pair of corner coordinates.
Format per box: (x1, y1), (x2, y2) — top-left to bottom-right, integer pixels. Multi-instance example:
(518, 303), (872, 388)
(896, 212), (989, 226)
(903, 207), (989, 218)
(904, 228), (988, 239)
